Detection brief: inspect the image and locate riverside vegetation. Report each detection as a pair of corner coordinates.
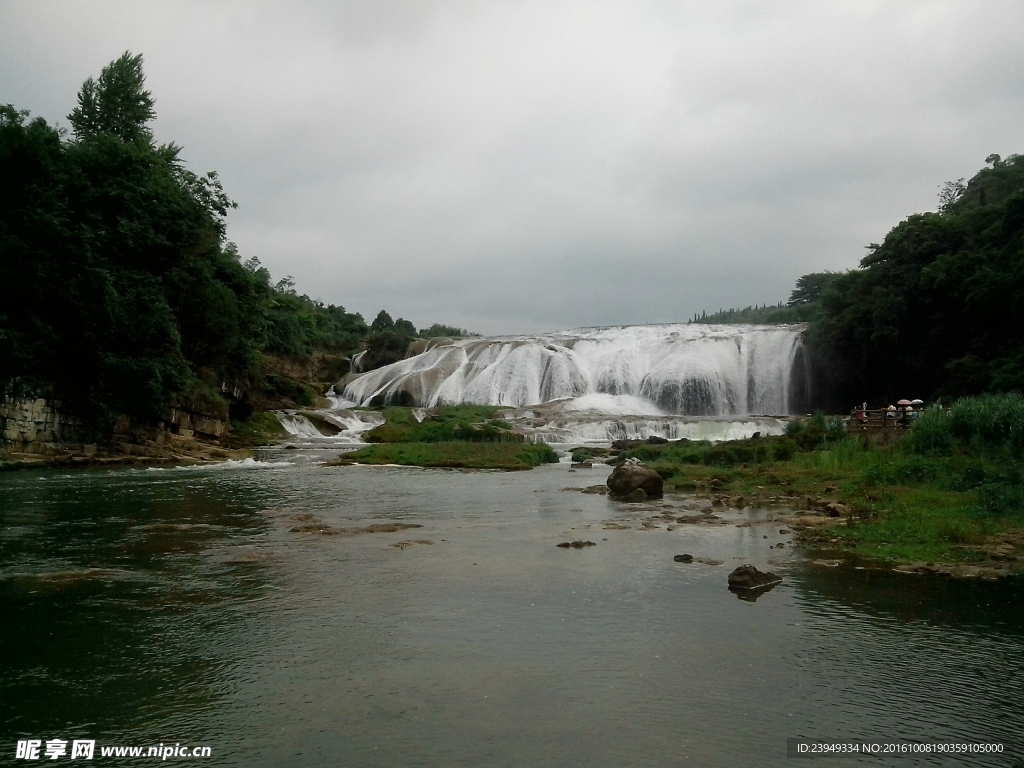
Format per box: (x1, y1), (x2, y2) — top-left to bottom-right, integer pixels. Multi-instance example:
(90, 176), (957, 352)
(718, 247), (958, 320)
(610, 394), (1024, 570)
(0, 53), (471, 455)
(326, 406), (559, 470)
(696, 153), (1024, 411)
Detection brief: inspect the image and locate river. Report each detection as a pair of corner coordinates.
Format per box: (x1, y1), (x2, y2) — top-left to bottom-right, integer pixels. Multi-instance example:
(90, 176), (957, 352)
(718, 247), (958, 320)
(1, 449), (1021, 766)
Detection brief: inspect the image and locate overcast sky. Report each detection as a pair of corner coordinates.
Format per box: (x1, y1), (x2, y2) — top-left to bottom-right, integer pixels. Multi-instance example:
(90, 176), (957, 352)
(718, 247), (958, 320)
(2, 1), (1022, 334)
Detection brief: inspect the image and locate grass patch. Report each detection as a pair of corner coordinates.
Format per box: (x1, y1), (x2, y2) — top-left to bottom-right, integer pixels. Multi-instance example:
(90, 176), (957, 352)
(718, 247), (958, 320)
(363, 405), (517, 443)
(330, 441), (558, 471)
(328, 406), (558, 470)
(614, 403), (1024, 567)
(225, 410), (286, 447)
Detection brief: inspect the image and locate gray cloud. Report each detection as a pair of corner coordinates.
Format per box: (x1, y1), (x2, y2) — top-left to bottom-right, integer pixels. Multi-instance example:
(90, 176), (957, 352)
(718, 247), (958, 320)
(3, 0), (1023, 333)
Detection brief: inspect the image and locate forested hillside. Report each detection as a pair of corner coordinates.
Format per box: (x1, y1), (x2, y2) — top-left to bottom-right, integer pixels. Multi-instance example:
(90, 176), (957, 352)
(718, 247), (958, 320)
(695, 155), (1024, 408)
(0, 53), (462, 434)
(811, 154), (1024, 406)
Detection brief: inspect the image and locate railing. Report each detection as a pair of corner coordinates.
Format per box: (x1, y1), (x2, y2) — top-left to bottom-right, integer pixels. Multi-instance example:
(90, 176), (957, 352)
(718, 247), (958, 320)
(847, 409), (920, 431)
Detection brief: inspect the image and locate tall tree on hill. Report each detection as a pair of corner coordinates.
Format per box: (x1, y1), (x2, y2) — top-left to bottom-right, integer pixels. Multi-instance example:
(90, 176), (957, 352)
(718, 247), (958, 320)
(68, 52), (156, 144)
(807, 153), (1024, 407)
(1, 53), (262, 430)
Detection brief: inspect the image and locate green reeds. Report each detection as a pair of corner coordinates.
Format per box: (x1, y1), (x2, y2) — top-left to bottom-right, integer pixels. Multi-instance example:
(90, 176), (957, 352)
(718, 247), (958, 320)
(910, 393), (1024, 459)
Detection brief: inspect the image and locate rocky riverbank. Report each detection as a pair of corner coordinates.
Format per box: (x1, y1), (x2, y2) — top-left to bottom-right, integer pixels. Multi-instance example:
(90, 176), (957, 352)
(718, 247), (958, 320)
(0, 395), (282, 471)
(559, 449), (1024, 581)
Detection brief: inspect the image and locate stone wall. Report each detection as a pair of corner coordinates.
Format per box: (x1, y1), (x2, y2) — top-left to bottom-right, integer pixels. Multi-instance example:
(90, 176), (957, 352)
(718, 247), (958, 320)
(0, 397), (84, 454)
(1, 397), (229, 456)
(162, 407), (227, 440)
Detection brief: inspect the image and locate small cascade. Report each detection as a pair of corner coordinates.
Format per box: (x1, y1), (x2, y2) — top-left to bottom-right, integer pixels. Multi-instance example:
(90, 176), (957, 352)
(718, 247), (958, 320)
(496, 402), (787, 444)
(276, 406), (385, 444)
(342, 324), (808, 416)
(277, 412), (326, 438)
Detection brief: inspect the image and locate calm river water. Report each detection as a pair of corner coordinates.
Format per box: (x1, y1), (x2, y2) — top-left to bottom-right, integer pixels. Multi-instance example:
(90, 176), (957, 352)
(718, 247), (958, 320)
(1, 449), (1022, 766)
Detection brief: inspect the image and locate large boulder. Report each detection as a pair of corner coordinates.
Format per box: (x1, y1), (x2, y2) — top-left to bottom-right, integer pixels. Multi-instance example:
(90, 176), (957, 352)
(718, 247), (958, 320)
(727, 564), (782, 590)
(607, 457), (664, 499)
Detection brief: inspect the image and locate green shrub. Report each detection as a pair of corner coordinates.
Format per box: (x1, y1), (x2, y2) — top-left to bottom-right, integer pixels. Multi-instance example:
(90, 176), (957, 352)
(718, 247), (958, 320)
(364, 406), (519, 444)
(616, 435), (798, 468)
(910, 393), (1024, 459)
(977, 483), (1024, 517)
(516, 442), (559, 466)
(333, 440), (557, 470)
(863, 455), (943, 486)
(785, 413), (846, 449)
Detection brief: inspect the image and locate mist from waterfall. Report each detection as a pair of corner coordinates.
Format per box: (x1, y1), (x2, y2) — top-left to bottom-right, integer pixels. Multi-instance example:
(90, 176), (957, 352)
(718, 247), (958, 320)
(342, 324), (809, 417)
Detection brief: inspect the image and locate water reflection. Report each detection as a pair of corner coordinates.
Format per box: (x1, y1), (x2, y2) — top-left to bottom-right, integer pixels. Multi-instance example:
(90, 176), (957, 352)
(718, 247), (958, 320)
(795, 562), (1024, 635)
(729, 581), (780, 601)
(0, 467), (274, 742)
(1, 457), (1022, 767)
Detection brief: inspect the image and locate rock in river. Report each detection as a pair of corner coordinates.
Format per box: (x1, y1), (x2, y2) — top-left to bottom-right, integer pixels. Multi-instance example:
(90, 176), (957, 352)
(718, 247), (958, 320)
(727, 564), (782, 590)
(607, 457), (664, 499)
(674, 554), (694, 563)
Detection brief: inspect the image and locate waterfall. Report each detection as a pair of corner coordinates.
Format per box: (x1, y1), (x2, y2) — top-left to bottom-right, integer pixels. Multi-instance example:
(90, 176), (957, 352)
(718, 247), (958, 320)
(276, 412), (327, 438)
(276, 404), (385, 443)
(342, 324), (808, 416)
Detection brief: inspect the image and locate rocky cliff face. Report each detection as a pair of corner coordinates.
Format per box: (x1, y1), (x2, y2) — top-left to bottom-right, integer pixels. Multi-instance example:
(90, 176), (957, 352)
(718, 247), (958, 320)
(0, 397), (83, 454)
(1, 396), (231, 462)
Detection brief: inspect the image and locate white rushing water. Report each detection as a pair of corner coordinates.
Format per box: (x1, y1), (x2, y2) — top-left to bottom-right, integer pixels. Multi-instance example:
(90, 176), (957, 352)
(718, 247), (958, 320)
(342, 324), (809, 417)
(498, 402), (788, 444)
(276, 389), (386, 444)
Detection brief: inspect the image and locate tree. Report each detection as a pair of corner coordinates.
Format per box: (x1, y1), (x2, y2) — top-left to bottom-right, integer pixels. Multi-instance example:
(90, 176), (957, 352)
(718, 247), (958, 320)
(393, 317), (417, 336)
(806, 153), (1024, 407)
(1, 52), (419, 430)
(419, 323), (474, 337)
(371, 310), (395, 331)
(938, 178), (966, 213)
(787, 272), (842, 306)
(68, 52), (156, 143)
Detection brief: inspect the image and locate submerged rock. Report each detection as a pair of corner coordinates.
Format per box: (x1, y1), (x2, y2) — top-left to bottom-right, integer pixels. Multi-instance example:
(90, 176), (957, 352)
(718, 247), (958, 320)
(727, 564), (782, 590)
(674, 554), (694, 563)
(389, 539), (433, 549)
(289, 518), (423, 536)
(611, 439), (643, 450)
(607, 457), (664, 499)
(557, 540), (597, 548)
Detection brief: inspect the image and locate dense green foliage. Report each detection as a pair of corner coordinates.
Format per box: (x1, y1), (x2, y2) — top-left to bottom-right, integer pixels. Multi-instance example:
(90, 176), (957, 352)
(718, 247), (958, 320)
(908, 393), (1024, 460)
(809, 154), (1024, 405)
(689, 303), (813, 325)
(695, 156), (1024, 408)
(418, 323), (475, 337)
(615, 435), (799, 468)
(358, 331), (416, 372)
(784, 412), (848, 448)
(691, 274), (843, 324)
(0, 53), (464, 433)
(257, 271), (367, 358)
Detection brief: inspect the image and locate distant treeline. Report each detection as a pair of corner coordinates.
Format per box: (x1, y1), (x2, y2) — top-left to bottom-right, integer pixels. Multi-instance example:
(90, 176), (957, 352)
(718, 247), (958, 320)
(689, 301), (815, 325)
(0, 53), (469, 432)
(693, 154), (1024, 408)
